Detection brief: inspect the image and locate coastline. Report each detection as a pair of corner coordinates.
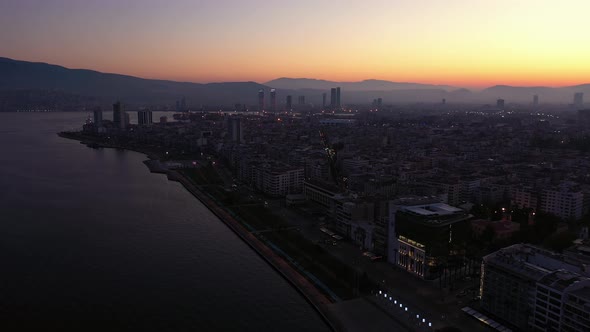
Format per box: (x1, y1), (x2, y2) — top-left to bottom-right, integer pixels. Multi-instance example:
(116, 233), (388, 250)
(58, 132), (342, 332)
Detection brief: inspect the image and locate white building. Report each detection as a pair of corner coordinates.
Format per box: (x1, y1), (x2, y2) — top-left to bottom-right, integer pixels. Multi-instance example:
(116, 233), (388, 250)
(250, 163), (303, 197)
(541, 184), (584, 220)
(481, 244), (590, 331)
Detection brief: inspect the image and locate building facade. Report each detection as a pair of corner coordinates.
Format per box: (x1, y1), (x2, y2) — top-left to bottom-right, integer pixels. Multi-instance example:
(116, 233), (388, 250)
(481, 244), (590, 331)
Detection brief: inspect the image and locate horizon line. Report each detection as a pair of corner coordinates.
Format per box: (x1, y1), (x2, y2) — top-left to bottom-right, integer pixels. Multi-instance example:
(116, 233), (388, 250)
(2, 56), (589, 90)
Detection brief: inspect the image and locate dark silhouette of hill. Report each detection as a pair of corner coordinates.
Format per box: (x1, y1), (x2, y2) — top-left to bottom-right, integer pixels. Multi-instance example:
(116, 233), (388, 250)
(0, 57), (267, 108)
(1, 57), (590, 110)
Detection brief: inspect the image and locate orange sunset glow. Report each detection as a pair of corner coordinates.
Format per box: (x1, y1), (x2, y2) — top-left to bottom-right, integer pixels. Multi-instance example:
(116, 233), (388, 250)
(1, 0), (589, 88)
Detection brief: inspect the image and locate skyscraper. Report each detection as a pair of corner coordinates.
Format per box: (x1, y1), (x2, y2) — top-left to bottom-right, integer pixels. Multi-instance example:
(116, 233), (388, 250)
(258, 89), (265, 111)
(330, 88), (336, 108)
(496, 99), (505, 109)
(138, 110), (153, 126)
(93, 107), (103, 127)
(322, 93), (327, 108)
(336, 87), (341, 108)
(112, 101), (126, 129)
(533, 94), (539, 107)
(180, 97), (187, 111)
(286, 95), (292, 110)
(298, 96), (305, 105)
(574, 92), (584, 109)
(230, 117), (243, 144)
(270, 89), (277, 112)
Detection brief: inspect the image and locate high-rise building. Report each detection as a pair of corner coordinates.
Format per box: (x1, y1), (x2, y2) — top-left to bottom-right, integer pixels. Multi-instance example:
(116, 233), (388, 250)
(112, 101), (126, 129)
(496, 99), (505, 108)
(230, 117), (243, 144)
(481, 244), (590, 331)
(93, 107), (103, 127)
(387, 197), (472, 280)
(336, 87), (341, 108)
(180, 97), (187, 111)
(533, 94), (539, 107)
(298, 96), (305, 105)
(286, 95), (292, 110)
(330, 88), (337, 108)
(270, 89), (277, 112)
(322, 93), (327, 108)
(574, 92), (584, 109)
(138, 110), (153, 126)
(258, 89), (265, 111)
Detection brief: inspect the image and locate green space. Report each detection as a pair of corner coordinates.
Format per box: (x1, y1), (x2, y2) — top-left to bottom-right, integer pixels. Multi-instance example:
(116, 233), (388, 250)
(180, 166), (375, 301)
(231, 205), (286, 230)
(181, 165), (223, 185)
(261, 229), (374, 300)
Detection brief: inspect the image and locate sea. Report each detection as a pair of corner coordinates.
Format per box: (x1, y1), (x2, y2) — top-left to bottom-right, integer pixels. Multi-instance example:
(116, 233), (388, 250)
(0, 112), (330, 331)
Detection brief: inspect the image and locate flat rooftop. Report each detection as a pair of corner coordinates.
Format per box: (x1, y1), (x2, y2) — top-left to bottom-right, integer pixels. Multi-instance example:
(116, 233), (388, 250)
(401, 203), (463, 216)
(485, 244), (590, 280)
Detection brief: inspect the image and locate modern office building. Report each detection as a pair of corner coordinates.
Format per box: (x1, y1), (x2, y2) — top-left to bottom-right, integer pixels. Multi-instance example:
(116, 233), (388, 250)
(286, 95), (292, 110)
(330, 88), (337, 108)
(574, 92), (584, 109)
(298, 95), (305, 105)
(328, 87), (342, 108)
(322, 93), (327, 108)
(137, 110), (153, 126)
(258, 89), (265, 111)
(480, 244), (590, 331)
(497, 99), (505, 109)
(230, 116), (243, 144)
(533, 94), (539, 107)
(93, 107), (103, 127)
(387, 197), (472, 279)
(112, 101), (126, 129)
(270, 89), (277, 112)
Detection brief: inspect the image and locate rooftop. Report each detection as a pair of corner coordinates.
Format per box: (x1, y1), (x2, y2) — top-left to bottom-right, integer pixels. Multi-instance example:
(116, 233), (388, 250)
(484, 244), (590, 281)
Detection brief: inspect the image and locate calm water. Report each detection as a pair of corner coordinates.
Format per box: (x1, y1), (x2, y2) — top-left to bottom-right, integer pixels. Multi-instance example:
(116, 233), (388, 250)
(0, 112), (329, 331)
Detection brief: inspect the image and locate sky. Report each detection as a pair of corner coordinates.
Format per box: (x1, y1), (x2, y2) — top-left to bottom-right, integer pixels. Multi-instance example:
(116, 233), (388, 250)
(1, 0), (589, 88)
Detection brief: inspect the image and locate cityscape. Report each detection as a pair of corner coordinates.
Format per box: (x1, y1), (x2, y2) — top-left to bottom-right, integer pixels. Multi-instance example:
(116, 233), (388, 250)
(56, 86), (590, 331)
(2, 1), (590, 331)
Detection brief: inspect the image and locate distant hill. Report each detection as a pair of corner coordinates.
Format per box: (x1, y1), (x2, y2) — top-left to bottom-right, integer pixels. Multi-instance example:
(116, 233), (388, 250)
(0, 57), (267, 109)
(265, 77), (455, 91)
(1, 57), (590, 110)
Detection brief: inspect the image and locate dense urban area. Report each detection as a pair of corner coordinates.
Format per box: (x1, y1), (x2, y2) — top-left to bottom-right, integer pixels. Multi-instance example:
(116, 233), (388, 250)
(62, 89), (590, 332)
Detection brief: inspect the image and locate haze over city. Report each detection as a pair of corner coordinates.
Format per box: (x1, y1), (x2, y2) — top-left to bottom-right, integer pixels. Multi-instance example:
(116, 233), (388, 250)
(4, 1), (590, 332)
(1, 0), (589, 88)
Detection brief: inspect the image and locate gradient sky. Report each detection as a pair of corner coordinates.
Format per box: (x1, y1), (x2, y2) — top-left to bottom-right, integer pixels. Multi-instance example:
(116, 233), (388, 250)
(1, 0), (589, 88)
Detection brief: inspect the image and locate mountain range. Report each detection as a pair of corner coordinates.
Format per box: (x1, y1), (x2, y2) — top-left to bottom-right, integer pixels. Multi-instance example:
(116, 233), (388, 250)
(0, 57), (588, 111)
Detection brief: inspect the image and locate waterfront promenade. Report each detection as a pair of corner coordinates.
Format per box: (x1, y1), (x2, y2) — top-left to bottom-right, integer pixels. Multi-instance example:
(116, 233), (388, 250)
(59, 131), (484, 331)
(166, 170), (343, 331)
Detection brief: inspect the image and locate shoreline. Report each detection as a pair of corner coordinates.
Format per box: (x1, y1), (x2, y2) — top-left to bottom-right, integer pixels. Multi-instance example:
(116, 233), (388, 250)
(58, 132), (341, 332)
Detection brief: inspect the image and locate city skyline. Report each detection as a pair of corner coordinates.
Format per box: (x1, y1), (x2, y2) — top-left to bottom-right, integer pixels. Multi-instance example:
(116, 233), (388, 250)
(1, 0), (589, 88)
